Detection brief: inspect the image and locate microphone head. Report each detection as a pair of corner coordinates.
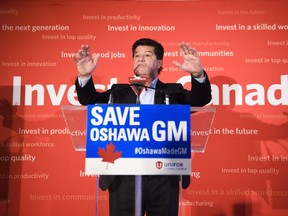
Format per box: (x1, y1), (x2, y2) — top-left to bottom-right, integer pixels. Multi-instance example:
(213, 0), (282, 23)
(128, 76), (147, 96)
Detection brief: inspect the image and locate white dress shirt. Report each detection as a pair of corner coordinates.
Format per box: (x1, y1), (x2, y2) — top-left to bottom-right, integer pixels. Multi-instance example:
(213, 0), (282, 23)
(139, 78), (158, 104)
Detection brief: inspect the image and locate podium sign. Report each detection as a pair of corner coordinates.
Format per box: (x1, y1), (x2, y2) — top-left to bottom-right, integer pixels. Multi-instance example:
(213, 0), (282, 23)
(85, 104), (191, 175)
(61, 104), (215, 216)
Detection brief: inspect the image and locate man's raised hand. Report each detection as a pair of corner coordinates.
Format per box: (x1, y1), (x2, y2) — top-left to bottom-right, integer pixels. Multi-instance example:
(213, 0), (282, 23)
(73, 45), (100, 78)
(172, 42), (204, 78)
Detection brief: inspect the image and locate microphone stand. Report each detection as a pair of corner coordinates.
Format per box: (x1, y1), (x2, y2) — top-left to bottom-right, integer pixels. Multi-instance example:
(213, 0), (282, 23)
(135, 87), (141, 216)
(132, 83), (169, 216)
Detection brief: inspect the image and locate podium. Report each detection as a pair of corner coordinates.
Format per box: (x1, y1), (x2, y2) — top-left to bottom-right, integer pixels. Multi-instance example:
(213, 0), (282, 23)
(61, 105), (215, 216)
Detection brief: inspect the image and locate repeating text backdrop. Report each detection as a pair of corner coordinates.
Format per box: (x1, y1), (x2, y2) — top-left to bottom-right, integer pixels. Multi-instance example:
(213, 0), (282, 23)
(0, 0), (287, 215)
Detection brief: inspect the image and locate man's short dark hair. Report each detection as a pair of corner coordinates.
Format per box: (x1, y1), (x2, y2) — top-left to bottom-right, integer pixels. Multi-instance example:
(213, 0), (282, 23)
(132, 38), (164, 73)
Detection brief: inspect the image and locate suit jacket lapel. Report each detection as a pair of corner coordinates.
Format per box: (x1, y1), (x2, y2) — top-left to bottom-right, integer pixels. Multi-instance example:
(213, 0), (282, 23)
(154, 80), (166, 104)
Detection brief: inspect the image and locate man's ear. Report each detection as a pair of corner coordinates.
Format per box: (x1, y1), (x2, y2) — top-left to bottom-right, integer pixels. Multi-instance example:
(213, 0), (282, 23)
(157, 59), (163, 69)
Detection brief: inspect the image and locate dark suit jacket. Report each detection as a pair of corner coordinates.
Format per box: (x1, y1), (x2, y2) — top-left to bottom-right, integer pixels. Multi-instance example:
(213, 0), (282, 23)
(75, 73), (211, 190)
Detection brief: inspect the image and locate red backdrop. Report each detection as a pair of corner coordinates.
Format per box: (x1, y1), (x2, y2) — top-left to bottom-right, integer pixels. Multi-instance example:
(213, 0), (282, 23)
(1, 0), (287, 215)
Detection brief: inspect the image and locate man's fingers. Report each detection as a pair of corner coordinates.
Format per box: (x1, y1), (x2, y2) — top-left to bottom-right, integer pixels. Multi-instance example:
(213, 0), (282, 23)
(92, 53), (101, 61)
(78, 45), (90, 57)
(72, 56), (79, 63)
(77, 57), (89, 65)
(73, 45), (92, 64)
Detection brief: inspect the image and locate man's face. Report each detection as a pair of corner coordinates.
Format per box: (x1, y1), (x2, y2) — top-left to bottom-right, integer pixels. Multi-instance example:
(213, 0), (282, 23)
(133, 45), (162, 83)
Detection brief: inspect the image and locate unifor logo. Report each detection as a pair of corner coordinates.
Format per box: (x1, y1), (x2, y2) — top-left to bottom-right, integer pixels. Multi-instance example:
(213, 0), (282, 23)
(156, 161), (163, 169)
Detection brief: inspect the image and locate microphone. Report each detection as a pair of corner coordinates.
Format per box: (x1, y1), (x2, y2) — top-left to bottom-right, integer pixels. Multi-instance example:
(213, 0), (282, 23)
(108, 93), (114, 104)
(128, 77), (148, 104)
(107, 80), (146, 105)
(128, 77), (171, 105)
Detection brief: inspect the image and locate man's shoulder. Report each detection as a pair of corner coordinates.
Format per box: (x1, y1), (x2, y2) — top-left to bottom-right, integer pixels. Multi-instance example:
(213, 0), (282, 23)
(111, 83), (130, 89)
(157, 81), (183, 92)
(165, 83), (182, 87)
(110, 83), (132, 93)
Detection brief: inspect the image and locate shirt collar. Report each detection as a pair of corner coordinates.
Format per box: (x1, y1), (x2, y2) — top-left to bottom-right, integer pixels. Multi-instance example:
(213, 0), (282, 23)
(149, 77), (158, 90)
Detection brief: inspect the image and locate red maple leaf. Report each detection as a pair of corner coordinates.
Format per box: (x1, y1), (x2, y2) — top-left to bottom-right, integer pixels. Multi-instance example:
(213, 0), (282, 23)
(97, 142), (122, 167)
